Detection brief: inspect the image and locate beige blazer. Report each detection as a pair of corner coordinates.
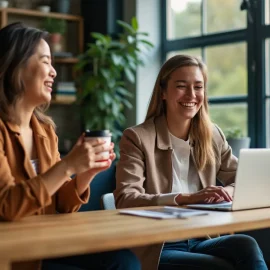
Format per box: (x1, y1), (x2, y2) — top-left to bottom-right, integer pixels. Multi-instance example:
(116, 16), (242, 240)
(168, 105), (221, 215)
(114, 114), (237, 270)
(0, 115), (90, 270)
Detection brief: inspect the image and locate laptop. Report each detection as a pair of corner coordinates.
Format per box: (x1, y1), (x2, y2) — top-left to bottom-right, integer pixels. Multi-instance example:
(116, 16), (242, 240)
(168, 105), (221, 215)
(186, 148), (270, 211)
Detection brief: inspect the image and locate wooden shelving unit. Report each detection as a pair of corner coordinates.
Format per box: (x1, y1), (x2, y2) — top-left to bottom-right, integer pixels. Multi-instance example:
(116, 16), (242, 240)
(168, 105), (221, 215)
(0, 7), (84, 53)
(0, 7), (84, 105)
(54, 57), (79, 64)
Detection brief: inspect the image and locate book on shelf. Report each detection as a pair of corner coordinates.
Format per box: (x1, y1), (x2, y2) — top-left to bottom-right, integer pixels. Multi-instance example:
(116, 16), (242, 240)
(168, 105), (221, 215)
(53, 52), (74, 58)
(54, 94), (76, 103)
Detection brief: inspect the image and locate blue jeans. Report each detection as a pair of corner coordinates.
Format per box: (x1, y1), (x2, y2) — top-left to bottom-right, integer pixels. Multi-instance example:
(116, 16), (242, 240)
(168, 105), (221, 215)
(159, 234), (267, 270)
(42, 249), (141, 270)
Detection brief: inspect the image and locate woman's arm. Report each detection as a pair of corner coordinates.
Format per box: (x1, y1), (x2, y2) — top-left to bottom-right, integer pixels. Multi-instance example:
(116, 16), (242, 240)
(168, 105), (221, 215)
(215, 125), (238, 187)
(52, 133), (115, 213)
(0, 129), (113, 220)
(114, 128), (160, 209)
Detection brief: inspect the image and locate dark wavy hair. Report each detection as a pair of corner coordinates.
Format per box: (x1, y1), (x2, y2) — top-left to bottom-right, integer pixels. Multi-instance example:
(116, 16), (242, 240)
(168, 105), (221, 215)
(0, 22), (55, 127)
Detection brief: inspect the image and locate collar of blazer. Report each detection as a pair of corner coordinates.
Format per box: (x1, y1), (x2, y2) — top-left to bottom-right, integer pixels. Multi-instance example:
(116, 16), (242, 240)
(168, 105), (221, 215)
(5, 114), (48, 138)
(5, 115), (52, 176)
(154, 114), (195, 150)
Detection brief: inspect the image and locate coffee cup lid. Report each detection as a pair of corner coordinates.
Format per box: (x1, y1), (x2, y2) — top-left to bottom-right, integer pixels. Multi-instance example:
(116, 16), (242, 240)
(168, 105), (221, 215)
(85, 130), (112, 137)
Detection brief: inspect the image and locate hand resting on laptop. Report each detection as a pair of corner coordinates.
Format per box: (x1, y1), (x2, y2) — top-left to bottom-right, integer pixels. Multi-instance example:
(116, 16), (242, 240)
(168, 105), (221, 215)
(175, 185), (233, 205)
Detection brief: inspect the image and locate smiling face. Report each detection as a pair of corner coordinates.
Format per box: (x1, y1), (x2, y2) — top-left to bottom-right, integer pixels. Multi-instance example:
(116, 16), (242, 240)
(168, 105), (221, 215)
(162, 65), (205, 126)
(21, 39), (56, 107)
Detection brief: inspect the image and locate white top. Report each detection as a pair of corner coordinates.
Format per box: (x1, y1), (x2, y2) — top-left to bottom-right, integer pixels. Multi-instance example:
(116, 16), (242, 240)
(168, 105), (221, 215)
(157, 133), (201, 206)
(30, 159), (40, 175)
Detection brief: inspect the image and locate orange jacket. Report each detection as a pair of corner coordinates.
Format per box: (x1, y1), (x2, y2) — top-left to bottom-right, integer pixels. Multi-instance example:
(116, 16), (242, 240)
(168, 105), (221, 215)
(0, 115), (90, 270)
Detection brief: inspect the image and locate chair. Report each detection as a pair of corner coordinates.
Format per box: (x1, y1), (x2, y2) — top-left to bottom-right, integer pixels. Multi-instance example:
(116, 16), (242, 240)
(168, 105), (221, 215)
(79, 161), (116, 211)
(101, 193), (116, 210)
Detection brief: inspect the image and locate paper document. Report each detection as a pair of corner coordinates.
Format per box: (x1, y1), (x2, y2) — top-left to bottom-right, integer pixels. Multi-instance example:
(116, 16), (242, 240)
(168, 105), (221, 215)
(119, 206), (208, 219)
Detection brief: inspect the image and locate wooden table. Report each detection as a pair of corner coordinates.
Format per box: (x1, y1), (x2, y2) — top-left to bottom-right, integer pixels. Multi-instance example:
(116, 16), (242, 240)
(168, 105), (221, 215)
(1, 207), (270, 270)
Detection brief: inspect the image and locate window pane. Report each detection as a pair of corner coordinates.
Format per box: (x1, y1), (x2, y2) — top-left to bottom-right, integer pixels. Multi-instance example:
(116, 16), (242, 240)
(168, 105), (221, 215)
(166, 48), (202, 60)
(266, 99), (270, 147)
(206, 0), (246, 33)
(209, 103), (248, 136)
(266, 39), (270, 95)
(266, 0), (270, 24)
(166, 0), (202, 40)
(206, 43), (247, 97)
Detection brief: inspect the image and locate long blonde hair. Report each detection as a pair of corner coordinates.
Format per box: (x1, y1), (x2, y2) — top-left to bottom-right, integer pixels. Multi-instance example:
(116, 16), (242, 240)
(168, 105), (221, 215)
(146, 54), (215, 171)
(0, 22), (55, 128)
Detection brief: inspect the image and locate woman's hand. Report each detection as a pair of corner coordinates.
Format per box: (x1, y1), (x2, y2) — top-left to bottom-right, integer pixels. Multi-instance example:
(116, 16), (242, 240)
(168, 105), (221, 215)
(78, 142), (116, 178)
(74, 141), (116, 196)
(176, 185), (233, 205)
(62, 134), (114, 176)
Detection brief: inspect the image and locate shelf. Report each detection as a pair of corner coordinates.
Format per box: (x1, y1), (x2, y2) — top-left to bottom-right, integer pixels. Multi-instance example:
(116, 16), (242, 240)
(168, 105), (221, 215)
(0, 8), (82, 22)
(51, 99), (76, 105)
(54, 58), (79, 64)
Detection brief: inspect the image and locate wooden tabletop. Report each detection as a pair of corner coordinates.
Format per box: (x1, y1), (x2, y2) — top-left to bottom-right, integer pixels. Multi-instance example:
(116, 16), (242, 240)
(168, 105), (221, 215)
(1, 207), (270, 269)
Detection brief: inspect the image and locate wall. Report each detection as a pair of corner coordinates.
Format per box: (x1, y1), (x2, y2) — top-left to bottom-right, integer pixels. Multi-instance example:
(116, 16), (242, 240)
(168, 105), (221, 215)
(123, 0), (161, 127)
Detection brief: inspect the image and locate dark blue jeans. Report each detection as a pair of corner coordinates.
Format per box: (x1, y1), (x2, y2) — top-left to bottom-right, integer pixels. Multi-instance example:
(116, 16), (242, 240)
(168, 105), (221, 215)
(159, 234), (267, 270)
(42, 249), (141, 270)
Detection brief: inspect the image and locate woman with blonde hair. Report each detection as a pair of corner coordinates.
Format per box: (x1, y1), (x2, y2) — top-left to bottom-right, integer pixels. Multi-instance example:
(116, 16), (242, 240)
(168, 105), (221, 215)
(114, 55), (267, 270)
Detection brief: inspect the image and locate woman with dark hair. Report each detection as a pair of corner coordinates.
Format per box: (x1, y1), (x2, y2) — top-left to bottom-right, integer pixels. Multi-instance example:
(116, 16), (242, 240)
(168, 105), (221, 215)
(0, 22), (140, 270)
(114, 55), (267, 270)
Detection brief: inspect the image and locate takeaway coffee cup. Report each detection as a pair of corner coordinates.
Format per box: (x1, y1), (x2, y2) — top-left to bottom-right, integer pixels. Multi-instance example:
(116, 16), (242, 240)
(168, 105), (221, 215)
(84, 130), (112, 160)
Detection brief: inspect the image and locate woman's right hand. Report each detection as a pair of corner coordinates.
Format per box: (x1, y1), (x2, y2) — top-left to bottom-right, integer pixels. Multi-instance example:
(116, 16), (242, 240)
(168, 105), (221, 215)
(176, 185), (233, 205)
(62, 134), (111, 176)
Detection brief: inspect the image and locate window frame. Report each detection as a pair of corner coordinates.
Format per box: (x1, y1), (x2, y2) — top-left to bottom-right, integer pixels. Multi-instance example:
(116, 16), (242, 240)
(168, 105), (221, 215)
(161, 0), (268, 148)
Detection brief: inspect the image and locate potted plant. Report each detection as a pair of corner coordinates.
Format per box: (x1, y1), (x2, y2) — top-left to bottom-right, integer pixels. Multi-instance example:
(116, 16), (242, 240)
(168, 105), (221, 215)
(224, 127), (251, 158)
(75, 17), (153, 156)
(41, 18), (67, 52)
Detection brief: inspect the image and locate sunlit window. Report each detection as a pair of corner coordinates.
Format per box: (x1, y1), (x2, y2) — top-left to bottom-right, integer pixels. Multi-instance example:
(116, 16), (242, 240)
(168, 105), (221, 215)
(166, 48), (202, 60)
(206, 0), (246, 33)
(206, 43), (247, 97)
(167, 0), (202, 40)
(209, 104), (248, 136)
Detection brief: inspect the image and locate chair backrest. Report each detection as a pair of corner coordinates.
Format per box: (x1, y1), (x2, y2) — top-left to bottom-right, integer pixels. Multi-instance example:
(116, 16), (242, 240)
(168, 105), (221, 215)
(79, 161), (116, 211)
(101, 193), (116, 210)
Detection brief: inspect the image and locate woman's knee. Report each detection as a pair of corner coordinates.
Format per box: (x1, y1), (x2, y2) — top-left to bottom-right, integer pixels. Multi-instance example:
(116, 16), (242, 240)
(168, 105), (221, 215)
(113, 249), (141, 270)
(226, 234), (262, 257)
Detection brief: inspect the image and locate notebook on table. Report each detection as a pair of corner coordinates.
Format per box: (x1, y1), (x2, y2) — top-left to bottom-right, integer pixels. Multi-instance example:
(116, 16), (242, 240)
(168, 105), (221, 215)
(187, 149), (270, 211)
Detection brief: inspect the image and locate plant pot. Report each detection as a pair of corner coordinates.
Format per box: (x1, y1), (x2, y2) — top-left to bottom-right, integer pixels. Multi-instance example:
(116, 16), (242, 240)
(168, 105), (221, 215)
(49, 33), (63, 52)
(227, 137), (251, 158)
(52, 0), (71, 14)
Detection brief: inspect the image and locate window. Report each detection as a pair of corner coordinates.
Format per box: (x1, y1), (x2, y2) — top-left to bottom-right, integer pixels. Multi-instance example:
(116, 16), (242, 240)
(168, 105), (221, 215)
(162, 0), (270, 148)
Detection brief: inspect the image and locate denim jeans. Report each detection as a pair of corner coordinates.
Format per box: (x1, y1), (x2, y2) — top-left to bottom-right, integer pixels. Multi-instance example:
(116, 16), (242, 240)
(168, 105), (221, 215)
(159, 234), (267, 270)
(42, 249), (141, 270)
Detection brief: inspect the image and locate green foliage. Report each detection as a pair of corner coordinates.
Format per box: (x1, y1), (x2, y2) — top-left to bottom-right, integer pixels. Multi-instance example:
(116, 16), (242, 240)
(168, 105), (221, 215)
(41, 18), (67, 35)
(223, 127), (245, 139)
(75, 17), (153, 156)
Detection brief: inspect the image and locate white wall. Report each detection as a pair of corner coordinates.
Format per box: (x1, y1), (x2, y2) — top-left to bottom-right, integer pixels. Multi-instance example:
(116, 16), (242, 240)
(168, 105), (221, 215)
(124, 0), (161, 126)
(135, 0), (161, 124)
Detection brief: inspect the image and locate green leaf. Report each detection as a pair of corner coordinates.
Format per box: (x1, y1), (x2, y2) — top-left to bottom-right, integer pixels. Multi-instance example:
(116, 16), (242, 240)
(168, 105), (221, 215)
(100, 69), (110, 81)
(121, 99), (133, 109)
(111, 54), (123, 66)
(124, 68), (135, 83)
(103, 92), (112, 105)
(135, 32), (149, 36)
(116, 87), (133, 97)
(131, 17), (138, 31)
(138, 39), (154, 48)
(127, 35), (135, 44)
(117, 20), (135, 33)
(91, 32), (108, 44)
